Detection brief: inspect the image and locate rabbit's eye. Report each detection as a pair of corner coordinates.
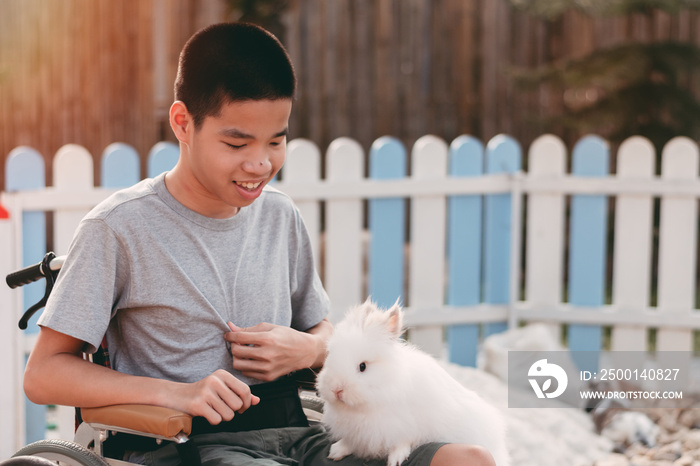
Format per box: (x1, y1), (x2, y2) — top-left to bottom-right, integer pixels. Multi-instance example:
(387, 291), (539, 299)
(359, 362), (367, 372)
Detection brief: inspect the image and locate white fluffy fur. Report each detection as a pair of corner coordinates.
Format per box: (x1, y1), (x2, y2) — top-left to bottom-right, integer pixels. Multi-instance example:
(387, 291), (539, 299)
(317, 300), (510, 466)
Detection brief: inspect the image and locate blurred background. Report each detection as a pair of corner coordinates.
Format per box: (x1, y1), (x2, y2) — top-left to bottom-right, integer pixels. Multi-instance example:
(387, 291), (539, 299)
(2, 0), (700, 191)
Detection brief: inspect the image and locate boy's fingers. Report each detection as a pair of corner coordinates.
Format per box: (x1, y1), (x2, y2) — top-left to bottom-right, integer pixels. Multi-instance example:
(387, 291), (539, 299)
(222, 372), (260, 413)
(226, 330), (267, 346)
(209, 395), (236, 423)
(227, 322), (240, 332)
(232, 355), (267, 373)
(225, 323), (279, 347)
(236, 394), (261, 413)
(230, 322), (274, 333)
(230, 344), (259, 360)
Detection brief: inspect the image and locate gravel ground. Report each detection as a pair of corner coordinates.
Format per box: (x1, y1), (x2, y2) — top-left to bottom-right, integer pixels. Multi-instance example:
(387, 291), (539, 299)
(473, 323), (700, 466)
(595, 400), (700, 466)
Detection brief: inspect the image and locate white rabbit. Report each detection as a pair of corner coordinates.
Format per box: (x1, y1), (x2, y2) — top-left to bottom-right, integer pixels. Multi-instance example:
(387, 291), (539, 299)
(316, 299), (510, 466)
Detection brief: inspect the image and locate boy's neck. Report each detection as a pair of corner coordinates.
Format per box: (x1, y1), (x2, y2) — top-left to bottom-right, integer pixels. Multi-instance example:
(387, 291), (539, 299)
(164, 168), (240, 219)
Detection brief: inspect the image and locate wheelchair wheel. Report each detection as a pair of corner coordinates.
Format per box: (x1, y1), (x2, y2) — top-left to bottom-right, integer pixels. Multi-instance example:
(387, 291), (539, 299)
(12, 439), (108, 466)
(300, 393), (324, 414)
(300, 393), (324, 424)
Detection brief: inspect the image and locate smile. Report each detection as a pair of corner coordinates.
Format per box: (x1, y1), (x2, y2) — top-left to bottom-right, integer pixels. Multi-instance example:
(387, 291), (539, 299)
(234, 181), (262, 190)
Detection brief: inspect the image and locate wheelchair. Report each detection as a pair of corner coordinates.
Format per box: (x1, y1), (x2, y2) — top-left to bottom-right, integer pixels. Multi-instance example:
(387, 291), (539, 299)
(6, 253), (325, 466)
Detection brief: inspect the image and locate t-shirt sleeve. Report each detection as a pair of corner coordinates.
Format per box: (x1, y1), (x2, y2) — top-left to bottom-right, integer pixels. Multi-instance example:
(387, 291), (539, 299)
(38, 218), (130, 354)
(289, 208), (330, 332)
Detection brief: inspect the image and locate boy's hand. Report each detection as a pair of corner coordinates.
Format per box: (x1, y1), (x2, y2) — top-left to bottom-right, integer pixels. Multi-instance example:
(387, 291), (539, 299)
(225, 322), (324, 382)
(170, 369), (260, 425)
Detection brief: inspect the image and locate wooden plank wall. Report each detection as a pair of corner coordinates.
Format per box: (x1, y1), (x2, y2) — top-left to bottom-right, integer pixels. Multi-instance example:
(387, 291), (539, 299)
(2, 0), (700, 191)
(0, 0), (217, 191)
(286, 0), (700, 166)
(1, 0), (153, 189)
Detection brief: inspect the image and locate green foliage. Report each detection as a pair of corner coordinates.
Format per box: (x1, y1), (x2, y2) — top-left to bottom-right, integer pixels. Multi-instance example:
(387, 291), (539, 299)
(223, 0), (289, 39)
(515, 42), (700, 89)
(224, 0), (288, 24)
(508, 0), (700, 154)
(509, 0), (700, 19)
(513, 42), (700, 151)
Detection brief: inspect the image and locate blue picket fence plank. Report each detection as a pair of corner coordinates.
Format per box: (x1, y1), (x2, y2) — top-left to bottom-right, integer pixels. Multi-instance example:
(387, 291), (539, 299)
(101, 143), (140, 188)
(368, 137), (407, 308)
(482, 135), (521, 337)
(6, 147), (46, 333)
(567, 135), (609, 372)
(6, 146), (45, 192)
(5, 146), (47, 444)
(446, 136), (484, 366)
(147, 142), (179, 178)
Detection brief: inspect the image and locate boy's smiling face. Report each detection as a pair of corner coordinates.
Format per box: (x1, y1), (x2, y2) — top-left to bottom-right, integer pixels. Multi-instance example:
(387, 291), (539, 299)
(168, 98), (292, 218)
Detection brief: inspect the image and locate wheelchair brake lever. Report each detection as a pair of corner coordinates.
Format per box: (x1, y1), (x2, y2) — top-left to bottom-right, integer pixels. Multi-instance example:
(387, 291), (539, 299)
(18, 252), (58, 330)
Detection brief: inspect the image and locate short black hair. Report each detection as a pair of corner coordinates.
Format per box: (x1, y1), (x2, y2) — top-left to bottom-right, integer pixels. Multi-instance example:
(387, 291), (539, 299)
(174, 22), (296, 128)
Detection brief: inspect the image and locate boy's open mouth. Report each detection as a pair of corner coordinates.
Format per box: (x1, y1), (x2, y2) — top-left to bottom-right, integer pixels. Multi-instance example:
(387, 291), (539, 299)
(234, 180), (262, 191)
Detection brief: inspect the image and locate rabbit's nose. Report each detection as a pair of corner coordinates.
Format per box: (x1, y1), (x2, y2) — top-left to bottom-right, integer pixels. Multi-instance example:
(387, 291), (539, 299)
(332, 388), (344, 401)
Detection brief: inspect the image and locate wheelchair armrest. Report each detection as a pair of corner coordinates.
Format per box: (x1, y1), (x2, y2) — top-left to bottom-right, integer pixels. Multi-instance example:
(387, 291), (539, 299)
(81, 404), (193, 440)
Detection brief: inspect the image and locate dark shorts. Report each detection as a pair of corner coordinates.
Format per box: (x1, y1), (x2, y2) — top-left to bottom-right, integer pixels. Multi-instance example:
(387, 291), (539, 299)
(140, 426), (445, 466)
(124, 377), (444, 465)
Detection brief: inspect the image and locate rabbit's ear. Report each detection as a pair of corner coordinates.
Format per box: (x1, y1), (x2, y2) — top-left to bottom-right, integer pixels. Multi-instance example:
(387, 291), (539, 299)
(359, 298), (377, 319)
(385, 301), (404, 339)
(345, 298), (377, 328)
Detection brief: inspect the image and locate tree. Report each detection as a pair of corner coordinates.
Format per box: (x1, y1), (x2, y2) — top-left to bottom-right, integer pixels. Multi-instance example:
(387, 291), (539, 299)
(223, 0), (289, 41)
(510, 0), (700, 18)
(509, 0), (700, 157)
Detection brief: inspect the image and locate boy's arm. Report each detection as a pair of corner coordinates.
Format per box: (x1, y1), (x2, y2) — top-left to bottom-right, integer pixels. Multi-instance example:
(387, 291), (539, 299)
(25, 326), (259, 425)
(226, 317), (332, 382)
(305, 317), (333, 368)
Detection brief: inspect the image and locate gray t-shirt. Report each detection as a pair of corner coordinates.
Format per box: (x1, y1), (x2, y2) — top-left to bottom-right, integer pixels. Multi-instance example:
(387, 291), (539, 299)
(39, 173), (329, 386)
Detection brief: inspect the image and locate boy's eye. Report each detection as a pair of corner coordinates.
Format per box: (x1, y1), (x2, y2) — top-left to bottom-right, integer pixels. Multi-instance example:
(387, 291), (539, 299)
(226, 143), (246, 150)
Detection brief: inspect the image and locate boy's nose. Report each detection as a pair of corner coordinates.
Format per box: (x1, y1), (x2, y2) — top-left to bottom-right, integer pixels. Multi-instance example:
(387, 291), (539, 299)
(243, 154), (272, 174)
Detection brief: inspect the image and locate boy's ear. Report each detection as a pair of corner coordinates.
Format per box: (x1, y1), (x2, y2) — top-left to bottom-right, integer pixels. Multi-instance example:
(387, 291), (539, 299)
(169, 101), (192, 143)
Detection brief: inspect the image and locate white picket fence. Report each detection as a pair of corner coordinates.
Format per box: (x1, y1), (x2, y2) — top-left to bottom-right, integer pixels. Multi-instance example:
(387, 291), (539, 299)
(1, 133), (699, 456)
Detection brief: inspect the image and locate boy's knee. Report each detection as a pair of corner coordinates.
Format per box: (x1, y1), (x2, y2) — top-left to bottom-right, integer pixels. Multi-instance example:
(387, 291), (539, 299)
(462, 445), (497, 466)
(431, 444), (496, 466)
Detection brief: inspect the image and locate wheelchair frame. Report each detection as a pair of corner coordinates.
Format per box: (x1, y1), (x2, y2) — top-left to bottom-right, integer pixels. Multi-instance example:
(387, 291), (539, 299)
(6, 252), (324, 466)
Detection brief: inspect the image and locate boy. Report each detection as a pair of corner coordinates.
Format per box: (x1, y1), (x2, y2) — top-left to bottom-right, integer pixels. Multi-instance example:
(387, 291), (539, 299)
(23, 22), (494, 466)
